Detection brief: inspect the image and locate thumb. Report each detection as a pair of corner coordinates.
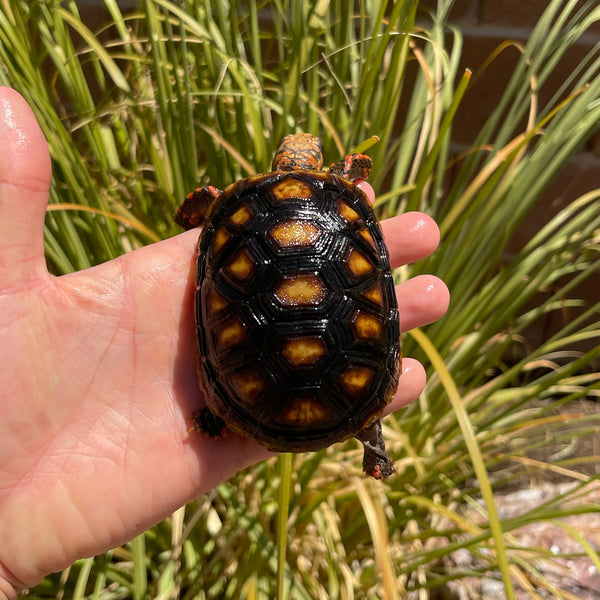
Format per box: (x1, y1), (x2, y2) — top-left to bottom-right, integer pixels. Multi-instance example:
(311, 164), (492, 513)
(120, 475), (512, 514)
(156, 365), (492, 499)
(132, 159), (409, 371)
(0, 87), (52, 289)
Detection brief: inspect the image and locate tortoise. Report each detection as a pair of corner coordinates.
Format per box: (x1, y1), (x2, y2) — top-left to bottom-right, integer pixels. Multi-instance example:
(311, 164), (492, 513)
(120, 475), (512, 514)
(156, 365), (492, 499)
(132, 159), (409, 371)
(175, 133), (401, 478)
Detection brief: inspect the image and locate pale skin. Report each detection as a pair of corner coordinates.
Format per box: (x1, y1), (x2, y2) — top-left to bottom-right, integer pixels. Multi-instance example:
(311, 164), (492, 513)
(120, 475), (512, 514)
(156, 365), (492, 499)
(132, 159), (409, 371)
(0, 87), (450, 599)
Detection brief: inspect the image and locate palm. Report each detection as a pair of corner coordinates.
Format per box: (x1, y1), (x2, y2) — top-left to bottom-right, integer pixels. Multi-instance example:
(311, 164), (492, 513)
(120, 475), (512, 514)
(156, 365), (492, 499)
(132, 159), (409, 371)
(0, 87), (448, 596)
(0, 232), (272, 586)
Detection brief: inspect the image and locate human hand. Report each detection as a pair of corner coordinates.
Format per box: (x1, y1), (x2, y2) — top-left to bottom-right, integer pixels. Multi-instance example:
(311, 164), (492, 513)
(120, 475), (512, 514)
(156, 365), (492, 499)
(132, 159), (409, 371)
(0, 87), (449, 598)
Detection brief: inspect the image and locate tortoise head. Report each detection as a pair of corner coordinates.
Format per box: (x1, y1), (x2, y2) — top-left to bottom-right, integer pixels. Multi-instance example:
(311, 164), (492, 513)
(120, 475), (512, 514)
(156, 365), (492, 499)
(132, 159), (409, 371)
(271, 133), (324, 172)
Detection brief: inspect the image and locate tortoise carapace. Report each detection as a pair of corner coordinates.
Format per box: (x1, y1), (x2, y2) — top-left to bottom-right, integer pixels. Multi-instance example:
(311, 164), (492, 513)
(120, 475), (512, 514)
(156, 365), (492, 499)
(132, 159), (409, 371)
(175, 133), (401, 478)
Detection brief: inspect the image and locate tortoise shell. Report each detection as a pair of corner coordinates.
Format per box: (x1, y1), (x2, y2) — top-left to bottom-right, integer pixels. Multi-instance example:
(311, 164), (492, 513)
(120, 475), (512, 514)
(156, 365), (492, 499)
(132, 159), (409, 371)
(176, 133), (401, 478)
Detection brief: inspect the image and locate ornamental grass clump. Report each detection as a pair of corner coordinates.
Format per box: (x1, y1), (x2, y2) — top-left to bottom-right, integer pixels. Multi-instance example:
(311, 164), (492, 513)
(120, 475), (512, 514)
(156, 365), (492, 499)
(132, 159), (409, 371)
(0, 0), (598, 598)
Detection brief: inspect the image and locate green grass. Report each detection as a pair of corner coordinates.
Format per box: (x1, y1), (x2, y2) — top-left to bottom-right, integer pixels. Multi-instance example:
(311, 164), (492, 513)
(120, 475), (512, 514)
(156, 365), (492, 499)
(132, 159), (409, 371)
(1, 0), (599, 597)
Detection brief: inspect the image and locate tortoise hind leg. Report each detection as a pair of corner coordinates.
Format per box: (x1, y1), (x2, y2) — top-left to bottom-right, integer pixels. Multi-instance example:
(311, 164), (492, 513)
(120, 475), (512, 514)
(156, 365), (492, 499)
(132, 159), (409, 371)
(190, 407), (226, 438)
(174, 185), (222, 230)
(355, 419), (394, 479)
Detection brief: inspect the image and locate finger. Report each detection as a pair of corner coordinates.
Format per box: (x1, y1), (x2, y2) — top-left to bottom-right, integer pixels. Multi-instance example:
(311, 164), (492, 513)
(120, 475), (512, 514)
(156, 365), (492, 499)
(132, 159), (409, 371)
(397, 274), (449, 332)
(382, 212), (440, 267)
(382, 357), (426, 416)
(355, 180), (440, 266)
(356, 179), (375, 203)
(0, 87), (51, 288)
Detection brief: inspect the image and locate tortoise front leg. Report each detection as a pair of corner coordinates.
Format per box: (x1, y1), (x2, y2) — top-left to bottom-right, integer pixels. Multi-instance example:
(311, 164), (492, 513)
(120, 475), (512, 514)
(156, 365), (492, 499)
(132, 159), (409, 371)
(329, 153), (372, 182)
(174, 185), (222, 230)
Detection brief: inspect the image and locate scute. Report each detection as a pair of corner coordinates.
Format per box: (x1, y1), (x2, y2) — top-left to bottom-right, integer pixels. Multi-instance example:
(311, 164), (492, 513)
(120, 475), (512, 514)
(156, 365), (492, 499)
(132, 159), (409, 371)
(273, 273), (328, 307)
(277, 397), (330, 426)
(351, 310), (383, 340)
(215, 316), (246, 350)
(282, 335), (327, 366)
(223, 248), (256, 281)
(229, 205), (253, 226)
(344, 246), (374, 280)
(340, 365), (376, 397)
(195, 170), (400, 453)
(231, 370), (265, 404)
(268, 220), (321, 248)
(271, 179), (313, 201)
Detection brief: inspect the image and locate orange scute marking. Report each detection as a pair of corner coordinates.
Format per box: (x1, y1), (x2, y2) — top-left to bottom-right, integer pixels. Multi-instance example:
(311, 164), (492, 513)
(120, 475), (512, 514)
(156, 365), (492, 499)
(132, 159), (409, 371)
(359, 228), (376, 248)
(231, 371), (265, 404)
(282, 336), (326, 366)
(269, 220), (321, 248)
(337, 200), (361, 222)
(229, 205), (252, 226)
(224, 248), (256, 281)
(271, 179), (313, 200)
(352, 311), (383, 340)
(340, 365), (375, 396)
(274, 274), (327, 307)
(363, 284), (383, 305)
(278, 397), (329, 424)
(208, 288), (228, 314)
(217, 318), (246, 349)
(345, 247), (373, 279)
(212, 227), (231, 254)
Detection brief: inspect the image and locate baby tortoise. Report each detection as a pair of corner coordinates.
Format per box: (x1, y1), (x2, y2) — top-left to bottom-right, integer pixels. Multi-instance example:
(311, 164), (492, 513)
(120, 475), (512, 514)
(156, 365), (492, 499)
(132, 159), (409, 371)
(175, 133), (401, 478)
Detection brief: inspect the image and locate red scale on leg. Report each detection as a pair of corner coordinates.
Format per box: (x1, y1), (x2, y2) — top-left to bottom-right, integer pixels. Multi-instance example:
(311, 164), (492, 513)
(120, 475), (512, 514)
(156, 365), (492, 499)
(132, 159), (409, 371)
(174, 185), (222, 230)
(329, 153), (372, 181)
